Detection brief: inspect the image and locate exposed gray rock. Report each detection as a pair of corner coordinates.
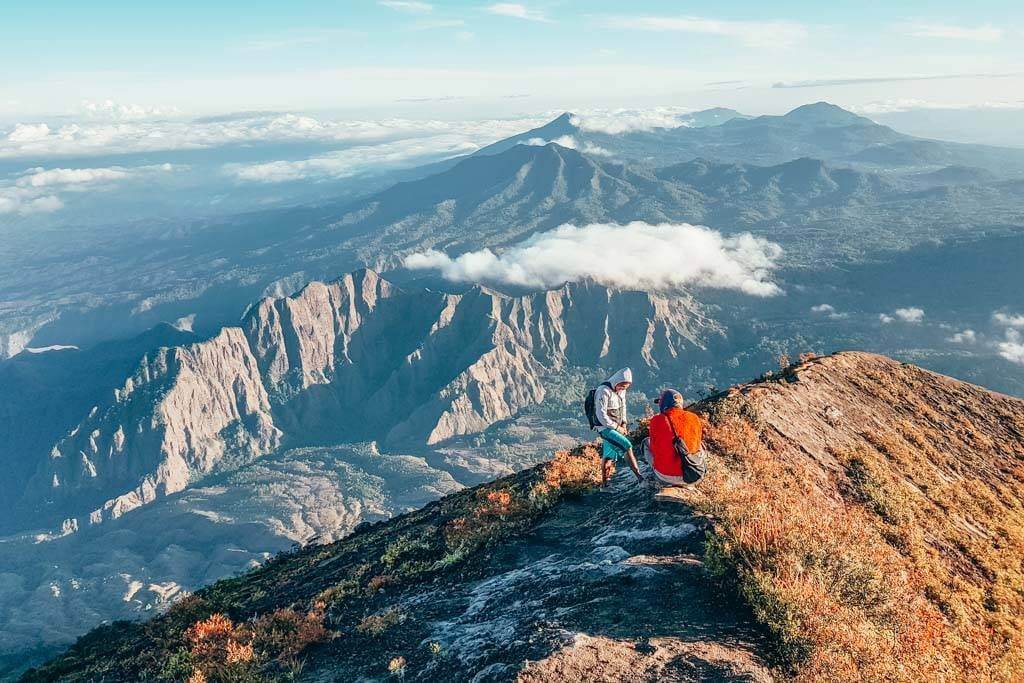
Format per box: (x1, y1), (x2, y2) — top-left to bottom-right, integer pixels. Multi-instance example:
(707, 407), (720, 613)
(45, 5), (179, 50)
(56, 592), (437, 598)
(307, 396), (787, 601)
(36, 327), (281, 524)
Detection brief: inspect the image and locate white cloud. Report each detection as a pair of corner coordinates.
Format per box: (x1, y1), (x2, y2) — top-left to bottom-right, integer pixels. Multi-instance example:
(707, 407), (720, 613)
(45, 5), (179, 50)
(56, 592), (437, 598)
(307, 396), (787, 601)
(604, 15), (808, 48)
(80, 99), (181, 120)
(810, 303), (848, 320)
(569, 107), (695, 134)
(0, 189), (63, 215)
(405, 221), (783, 296)
(886, 307), (925, 323)
(0, 111), (551, 160)
(906, 24), (1003, 42)
(0, 163), (174, 215)
(524, 134), (578, 149)
(224, 136), (480, 182)
(16, 167), (130, 188)
(486, 3), (550, 23)
(7, 123), (51, 142)
(582, 142), (613, 156)
(948, 329), (977, 344)
(380, 0), (433, 11)
(993, 312), (1024, 328)
(879, 314), (894, 324)
(998, 329), (1024, 365)
(854, 98), (1024, 114)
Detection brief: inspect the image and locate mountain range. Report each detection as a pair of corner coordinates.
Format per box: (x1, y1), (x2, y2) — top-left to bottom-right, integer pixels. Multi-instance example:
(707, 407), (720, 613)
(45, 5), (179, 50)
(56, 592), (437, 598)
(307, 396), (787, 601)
(8, 102), (1024, 356)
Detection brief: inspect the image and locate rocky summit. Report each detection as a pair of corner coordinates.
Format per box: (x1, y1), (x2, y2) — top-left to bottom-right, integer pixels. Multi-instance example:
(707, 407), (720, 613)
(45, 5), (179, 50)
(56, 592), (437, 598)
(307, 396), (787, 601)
(24, 351), (1024, 682)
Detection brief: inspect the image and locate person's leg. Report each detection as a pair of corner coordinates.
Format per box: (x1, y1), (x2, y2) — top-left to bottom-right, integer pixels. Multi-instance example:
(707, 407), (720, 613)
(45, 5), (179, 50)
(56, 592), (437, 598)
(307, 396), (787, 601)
(600, 428), (632, 455)
(641, 437), (654, 469)
(625, 448), (642, 482)
(598, 428), (630, 485)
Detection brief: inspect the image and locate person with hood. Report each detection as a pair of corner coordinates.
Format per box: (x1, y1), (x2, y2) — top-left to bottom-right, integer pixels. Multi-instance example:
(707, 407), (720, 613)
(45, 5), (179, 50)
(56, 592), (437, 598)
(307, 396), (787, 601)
(642, 389), (705, 485)
(594, 367), (642, 487)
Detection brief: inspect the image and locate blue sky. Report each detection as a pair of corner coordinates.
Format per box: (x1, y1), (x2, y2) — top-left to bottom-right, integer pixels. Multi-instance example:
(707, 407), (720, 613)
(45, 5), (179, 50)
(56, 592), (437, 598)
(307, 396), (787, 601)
(2, 1), (1022, 118)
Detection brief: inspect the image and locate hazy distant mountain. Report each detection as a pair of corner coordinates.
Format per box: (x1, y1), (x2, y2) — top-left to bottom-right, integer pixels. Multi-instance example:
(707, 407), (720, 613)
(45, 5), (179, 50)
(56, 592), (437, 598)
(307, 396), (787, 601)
(472, 103), (1024, 174)
(7, 102), (1024, 357)
(331, 142), (1023, 268)
(906, 165), (999, 188)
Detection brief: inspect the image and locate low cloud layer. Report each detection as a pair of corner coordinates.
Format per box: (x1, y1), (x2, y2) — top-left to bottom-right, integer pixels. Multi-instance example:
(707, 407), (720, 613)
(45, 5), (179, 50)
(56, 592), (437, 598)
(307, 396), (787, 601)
(523, 135), (612, 156)
(405, 222), (783, 296)
(223, 136), (479, 182)
(0, 163), (175, 216)
(1, 111), (550, 160)
(569, 107), (697, 134)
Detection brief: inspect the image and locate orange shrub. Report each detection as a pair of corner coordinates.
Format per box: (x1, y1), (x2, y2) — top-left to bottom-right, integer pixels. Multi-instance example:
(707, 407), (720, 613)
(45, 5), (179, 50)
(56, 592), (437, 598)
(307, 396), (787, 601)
(543, 446), (602, 493)
(184, 613), (257, 681)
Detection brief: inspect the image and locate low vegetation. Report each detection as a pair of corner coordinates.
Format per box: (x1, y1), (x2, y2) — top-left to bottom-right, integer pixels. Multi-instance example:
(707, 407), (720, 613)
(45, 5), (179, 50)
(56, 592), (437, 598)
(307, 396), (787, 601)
(685, 355), (1024, 682)
(22, 442), (603, 682)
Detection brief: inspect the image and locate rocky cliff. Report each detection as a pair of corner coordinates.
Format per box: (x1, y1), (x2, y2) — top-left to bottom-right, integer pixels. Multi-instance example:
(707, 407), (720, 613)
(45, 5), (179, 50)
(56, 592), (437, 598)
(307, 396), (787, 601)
(26, 352), (1024, 682)
(38, 327), (281, 525)
(24, 270), (714, 532)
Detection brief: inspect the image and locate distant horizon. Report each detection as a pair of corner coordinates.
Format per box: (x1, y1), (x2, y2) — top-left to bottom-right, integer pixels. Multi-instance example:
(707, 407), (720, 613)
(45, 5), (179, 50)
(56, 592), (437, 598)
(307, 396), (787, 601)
(2, 1), (1022, 121)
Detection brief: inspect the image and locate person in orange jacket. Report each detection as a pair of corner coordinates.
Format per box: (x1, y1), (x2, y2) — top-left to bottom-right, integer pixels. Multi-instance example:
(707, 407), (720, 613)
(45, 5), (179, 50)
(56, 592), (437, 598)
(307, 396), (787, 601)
(642, 389), (705, 485)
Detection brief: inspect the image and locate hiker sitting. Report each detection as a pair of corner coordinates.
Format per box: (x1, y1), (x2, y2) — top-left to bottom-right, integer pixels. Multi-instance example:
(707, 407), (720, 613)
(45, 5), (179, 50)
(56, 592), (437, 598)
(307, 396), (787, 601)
(642, 389), (706, 486)
(593, 368), (642, 486)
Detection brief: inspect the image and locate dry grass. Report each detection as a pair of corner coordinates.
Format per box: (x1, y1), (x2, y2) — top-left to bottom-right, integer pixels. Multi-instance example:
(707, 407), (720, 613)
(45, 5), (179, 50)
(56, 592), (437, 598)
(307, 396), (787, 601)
(691, 379), (1024, 682)
(442, 445), (602, 556)
(178, 607), (329, 681)
(356, 608), (405, 636)
(248, 607), (330, 663)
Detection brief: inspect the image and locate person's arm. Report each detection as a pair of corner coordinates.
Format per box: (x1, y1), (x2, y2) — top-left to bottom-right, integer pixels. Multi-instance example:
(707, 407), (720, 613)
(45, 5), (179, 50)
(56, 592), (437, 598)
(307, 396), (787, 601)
(595, 385), (614, 429)
(618, 390), (628, 429)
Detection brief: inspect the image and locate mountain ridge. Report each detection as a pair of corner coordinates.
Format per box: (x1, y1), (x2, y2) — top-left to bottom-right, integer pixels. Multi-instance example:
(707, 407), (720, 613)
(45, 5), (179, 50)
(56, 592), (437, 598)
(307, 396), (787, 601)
(23, 351), (1024, 681)
(17, 269), (716, 535)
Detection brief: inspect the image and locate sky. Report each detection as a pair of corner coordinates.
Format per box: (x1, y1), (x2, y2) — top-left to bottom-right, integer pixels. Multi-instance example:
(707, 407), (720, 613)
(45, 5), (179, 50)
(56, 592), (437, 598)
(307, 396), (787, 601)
(2, 1), (1022, 120)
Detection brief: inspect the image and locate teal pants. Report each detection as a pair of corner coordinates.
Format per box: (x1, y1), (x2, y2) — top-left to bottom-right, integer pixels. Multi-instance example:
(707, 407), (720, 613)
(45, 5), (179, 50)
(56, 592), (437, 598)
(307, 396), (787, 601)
(599, 428), (632, 461)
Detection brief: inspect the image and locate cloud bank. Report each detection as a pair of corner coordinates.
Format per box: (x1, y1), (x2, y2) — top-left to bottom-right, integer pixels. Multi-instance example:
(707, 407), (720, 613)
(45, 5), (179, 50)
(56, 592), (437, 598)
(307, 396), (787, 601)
(404, 222), (783, 296)
(0, 163), (175, 215)
(1, 111), (550, 160)
(568, 107), (697, 134)
(223, 136), (479, 182)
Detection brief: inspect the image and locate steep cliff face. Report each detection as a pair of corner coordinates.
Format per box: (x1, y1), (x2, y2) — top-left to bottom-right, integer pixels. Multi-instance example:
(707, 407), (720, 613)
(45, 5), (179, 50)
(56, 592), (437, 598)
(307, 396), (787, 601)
(22, 270), (713, 533)
(37, 327), (281, 524)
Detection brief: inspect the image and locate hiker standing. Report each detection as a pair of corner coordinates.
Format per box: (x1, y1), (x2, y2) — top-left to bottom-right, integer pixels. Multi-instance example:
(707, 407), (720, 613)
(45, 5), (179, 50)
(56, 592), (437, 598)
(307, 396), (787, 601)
(642, 389), (707, 486)
(590, 368), (642, 486)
